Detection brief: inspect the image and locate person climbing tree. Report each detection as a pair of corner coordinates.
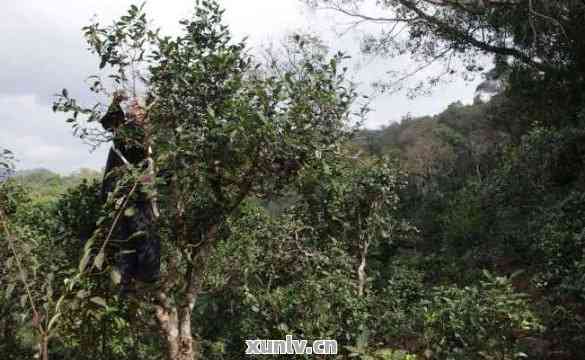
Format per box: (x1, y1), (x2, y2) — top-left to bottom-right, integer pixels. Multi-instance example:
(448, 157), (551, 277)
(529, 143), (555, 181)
(99, 91), (160, 292)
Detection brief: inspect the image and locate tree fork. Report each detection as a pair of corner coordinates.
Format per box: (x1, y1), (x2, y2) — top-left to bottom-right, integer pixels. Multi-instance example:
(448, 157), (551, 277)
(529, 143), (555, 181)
(155, 224), (218, 360)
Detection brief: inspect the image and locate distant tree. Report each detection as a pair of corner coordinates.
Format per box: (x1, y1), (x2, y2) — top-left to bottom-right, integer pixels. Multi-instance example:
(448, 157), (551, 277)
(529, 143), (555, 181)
(0, 149), (14, 181)
(0, 176), (69, 360)
(304, 0), (585, 129)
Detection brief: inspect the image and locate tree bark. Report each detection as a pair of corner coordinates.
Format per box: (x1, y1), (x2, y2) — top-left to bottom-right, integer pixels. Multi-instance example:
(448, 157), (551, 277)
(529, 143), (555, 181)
(156, 305), (194, 360)
(38, 333), (49, 360)
(155, 224), (217, 360)
(358, 236), (369, 297)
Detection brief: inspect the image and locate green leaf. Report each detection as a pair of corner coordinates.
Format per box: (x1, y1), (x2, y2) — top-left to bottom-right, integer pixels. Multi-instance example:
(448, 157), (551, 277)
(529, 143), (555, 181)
(48, 313), (62, 331)
(76, 290), (90, 299)
(94, 250), (105, 270)
(124, 207), (136, 217)
(79, 250), (91, 273)
(5, 283), (15, 299)
(20, 294), (28, 308)
(111, 269), (122, 285)
(90, 296), (107, 308)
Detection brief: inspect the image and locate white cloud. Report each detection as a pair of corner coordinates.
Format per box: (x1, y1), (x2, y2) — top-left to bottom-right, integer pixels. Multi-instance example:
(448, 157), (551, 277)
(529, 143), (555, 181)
(0, 94), (107, 174)
(0, 0), (484, 173)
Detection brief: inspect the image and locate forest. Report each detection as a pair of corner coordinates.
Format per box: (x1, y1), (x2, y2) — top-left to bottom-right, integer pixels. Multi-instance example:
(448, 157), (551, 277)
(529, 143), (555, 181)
(1, 1), (585, 359)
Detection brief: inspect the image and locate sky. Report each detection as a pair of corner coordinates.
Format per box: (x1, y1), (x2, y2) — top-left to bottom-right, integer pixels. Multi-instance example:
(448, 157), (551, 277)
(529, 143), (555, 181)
(0, 0), (484, 174)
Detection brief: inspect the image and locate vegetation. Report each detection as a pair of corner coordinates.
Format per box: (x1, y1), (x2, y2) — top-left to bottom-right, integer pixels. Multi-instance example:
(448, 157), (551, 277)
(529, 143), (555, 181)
(2, 1), (585, 359)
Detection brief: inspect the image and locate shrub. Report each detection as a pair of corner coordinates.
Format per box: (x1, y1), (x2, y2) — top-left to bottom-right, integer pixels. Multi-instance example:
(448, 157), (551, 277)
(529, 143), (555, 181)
(440, 180), (484, 252)
(420, 271), (542, 359)
(531, 191), (585, 299)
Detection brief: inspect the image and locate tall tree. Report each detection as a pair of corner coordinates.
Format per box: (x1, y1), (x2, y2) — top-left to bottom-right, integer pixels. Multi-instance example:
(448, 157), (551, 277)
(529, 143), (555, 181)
(54, 2), (360, 359)
(304, 0), (585, 129)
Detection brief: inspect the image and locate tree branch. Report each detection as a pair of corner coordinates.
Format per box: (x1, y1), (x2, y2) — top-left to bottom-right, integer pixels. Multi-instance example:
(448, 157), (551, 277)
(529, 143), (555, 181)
(396, 0), (555, 73)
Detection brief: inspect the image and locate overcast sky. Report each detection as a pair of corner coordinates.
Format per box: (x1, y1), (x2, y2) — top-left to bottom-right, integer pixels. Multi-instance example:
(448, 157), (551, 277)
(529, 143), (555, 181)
(0, 0), (483, 174)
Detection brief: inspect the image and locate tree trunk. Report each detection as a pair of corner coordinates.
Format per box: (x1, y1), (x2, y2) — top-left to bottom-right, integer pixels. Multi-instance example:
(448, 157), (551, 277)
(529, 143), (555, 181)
(155, 224), (217, 360)
(156, 305), (196, 360)
(38, 333), (49, 360)
(358, 236), (369, 297)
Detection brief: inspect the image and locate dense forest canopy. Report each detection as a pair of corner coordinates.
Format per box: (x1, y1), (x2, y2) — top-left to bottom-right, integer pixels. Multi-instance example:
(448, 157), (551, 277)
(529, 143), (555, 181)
(2, 1), (585, 359)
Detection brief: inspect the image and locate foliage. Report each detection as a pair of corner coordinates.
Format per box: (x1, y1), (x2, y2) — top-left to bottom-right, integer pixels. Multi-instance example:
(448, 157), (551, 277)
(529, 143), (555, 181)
(345, 346), (418, 360)
(50, 1), (364, 359)
(440, 180), (485, 252)
(0, 179), (70, 360)
(4, 1), (585, 359)
(305, 0), (585, 128)
(421, 272), (543, 360)
(197, 156), (415, 357)
(530, 190), (585, 299)
(55, 180), (102, 243)
(11, 168), (101, 202)
(1, 148), (15, 181)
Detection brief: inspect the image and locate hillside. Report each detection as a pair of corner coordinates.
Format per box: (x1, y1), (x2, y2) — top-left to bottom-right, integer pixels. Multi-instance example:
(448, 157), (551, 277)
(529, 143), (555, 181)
(2, 1), (585, 359)
(11, 168), (101, 200)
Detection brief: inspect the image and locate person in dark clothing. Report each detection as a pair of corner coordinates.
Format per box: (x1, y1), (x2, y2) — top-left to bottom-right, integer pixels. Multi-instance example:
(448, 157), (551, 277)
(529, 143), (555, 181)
(99, 92), (160, 288)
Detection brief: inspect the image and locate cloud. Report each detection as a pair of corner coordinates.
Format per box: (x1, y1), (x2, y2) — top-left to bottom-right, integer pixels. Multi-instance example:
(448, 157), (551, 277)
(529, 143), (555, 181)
(0, 1), (313, 174)
(0, 0), (483, 173)
(0, 1), (309, 102)
(0, 94), (107, 174)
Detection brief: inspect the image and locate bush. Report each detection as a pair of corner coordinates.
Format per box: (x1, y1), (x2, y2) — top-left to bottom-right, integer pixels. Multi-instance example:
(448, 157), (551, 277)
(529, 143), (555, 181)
(371, 261), (426, 343)
(420, 272), (542, 359)
(440, 180), (485, 252)
(531, 191), (585, 299)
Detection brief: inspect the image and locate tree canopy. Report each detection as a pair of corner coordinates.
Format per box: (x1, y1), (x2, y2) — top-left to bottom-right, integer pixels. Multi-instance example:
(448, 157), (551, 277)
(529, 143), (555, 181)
(3, 1), (585, 359)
